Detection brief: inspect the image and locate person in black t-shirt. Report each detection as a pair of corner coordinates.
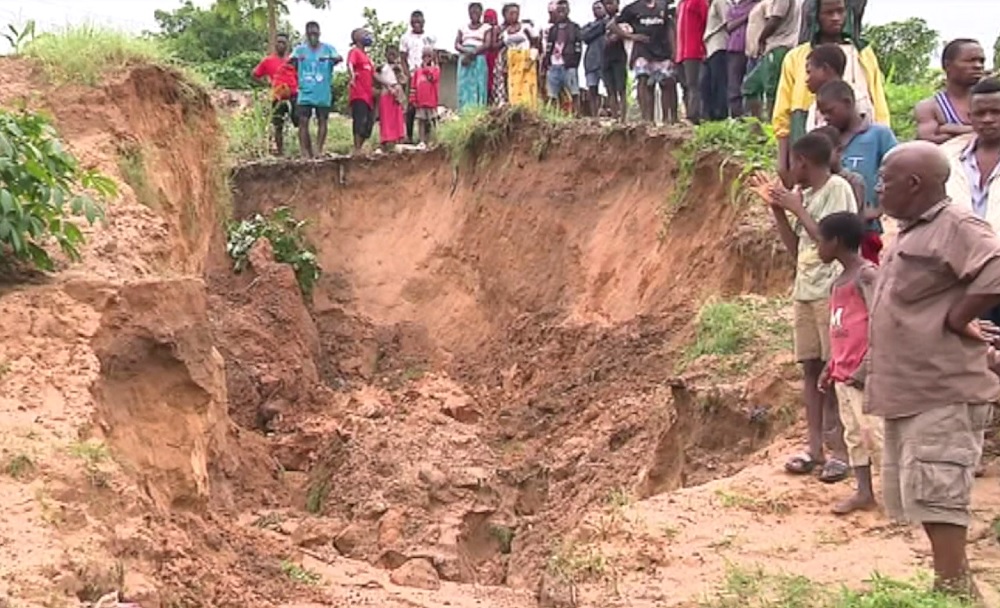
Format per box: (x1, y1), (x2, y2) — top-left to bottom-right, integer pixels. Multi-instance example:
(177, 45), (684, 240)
(610, 0), (678, 123)
(602, 0), (629, 122)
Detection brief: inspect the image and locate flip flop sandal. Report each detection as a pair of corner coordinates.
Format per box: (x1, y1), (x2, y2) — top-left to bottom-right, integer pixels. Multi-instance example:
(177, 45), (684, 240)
(819, 458), (850, 484)
(784, 452), (822, 475)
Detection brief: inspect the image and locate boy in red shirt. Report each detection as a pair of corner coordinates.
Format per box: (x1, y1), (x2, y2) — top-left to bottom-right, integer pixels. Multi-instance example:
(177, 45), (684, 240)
(817, 211), (883, 515)
(348, 29), (376, 154)
(252, 32), (298, 156)
(411, 47), (441, 145)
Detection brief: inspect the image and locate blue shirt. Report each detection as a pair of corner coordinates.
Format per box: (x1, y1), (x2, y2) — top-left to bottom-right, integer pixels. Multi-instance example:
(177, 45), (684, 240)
(292, 43), (340, 107)
(840, 122), (897, 233)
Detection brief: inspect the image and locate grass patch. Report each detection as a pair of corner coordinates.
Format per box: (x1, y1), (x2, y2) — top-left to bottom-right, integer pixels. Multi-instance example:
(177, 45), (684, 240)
(547, 541), (610, 584)
(702, 567), (976, 608)
(682, 296), (791, 371)
(438, 105), (566, 166)
(605, 487), (631, 509)
(69, 440), (111, 487)
(223, 92), (377, 161)
(716, 490), (792, 515)
(280, 560), (321, 585)
(117, 145), (158, 209)
(24, 25), (167, 86)
(670, 118), (777, 211)
(305, 476), (331, 515)
(4, 453), (34, 479)
(490, 524), (516, 555)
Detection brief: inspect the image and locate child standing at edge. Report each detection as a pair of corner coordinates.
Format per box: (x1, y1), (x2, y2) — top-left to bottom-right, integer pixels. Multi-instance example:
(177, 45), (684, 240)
(751, 132), (858, 484)
(412, 47), (441, 146)
(817, 211), (883, 515)
(377, 48), (407, 151)
(348, 29), (376, 154)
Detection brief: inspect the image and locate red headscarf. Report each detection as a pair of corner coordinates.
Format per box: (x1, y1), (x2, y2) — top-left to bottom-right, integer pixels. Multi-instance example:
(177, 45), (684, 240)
(484, 8), (499, 25)
(483, 8), (499, 102)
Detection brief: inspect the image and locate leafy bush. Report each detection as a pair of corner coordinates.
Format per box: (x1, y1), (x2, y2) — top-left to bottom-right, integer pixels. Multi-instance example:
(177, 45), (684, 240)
(195, 51), (262, 90)
(0, 109), (115, 271)
(884, 80), (937, 142)
(24, 25), (168, 86)
(225, 206), (320, 295)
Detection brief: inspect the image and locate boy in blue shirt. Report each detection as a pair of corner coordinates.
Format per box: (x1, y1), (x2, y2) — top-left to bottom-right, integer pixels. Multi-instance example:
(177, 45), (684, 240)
(816, 79), (897, 264)
(291, 22), (342, 158)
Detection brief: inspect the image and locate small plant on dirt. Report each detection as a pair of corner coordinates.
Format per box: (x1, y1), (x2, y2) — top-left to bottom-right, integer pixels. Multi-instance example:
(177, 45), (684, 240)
(280, 559), (321, 585)
(438, 106), (530, 166)
(702, 567), (977, 608)
(669, 118), (777, 211)
(0, 108), (115, 273)
(0, 360), (10, 379)
(252, 512), (285, 530)
(305, 476), (331, 515)
(69, 440), (111, 487)
(547, 542), (609, 585)
(3, 20), (36, 54)
(716, 490), (791, 516)
(5, 453), (35, 479)
(226, 206), (321, 296)
(490, 524), (516, 555)
(605, 487), (631, 509)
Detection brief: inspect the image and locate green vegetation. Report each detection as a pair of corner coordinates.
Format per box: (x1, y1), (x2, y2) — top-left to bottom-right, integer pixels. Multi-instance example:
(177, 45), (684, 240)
(305, 474), (330, 514)
(280, 559), (321, 585)
(2, 20), (36, 54)
(69, 440), (111, 487)
(684, 297), (791, 365)
(716, 490), (792, 515)
(546, 541), (610, 584)
(24, 25), (168, 86)
(117, 145), (159, 209)
(439, 105), (572, 166)
(4, 453), (34, 479)
(0, 108), (115, 272)
(885, 79), (937, 142)
(226, 206), (321, 295)
(863, 19), (939, 87)
(671, 118), (777, 209)
(223, 92), (365, 160)
(701, 567), (976, 608)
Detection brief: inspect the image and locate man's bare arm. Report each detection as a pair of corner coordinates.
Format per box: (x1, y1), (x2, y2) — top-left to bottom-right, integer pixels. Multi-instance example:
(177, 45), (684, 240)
(770, 206), (799, 256)
(914, 98), (972, 144)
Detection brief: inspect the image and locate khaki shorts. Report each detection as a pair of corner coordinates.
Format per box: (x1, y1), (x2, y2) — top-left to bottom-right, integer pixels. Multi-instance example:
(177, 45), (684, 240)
(882, 404), (991, 527)
(793, 299), (830, 362)
(834, 382), (884, 467)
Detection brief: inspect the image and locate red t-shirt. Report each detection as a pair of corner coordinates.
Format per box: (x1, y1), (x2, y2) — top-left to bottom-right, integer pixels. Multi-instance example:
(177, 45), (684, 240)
(412, 66), (440, 109)
(828, 278), (869, 382)
(348, 47), (375, 108)
(253, 55), (298, 100)
(675, 0), (708, 62)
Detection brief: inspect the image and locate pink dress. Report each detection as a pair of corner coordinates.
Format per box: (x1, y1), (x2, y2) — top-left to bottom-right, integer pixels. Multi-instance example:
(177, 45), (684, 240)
(377, 64), (406, 144)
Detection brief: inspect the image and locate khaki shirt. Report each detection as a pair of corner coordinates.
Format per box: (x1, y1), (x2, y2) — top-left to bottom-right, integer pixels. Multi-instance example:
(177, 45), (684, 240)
(866, 199), (1000, 418)
(793, 174), (858, 302)
(762, 0), (801, 55)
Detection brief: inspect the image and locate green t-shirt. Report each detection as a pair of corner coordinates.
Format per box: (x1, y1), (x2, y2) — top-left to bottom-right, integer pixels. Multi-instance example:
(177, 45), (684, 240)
(793, 174), (859, 301)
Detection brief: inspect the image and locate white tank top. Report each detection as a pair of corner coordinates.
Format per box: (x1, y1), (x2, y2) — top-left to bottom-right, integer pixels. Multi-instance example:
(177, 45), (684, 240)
(461, 24), (486, 47)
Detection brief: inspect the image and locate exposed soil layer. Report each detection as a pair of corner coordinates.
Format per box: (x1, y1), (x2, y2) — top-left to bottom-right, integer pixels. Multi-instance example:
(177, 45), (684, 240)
(5, 60), (999, 608)
(224, 113), (800, 592)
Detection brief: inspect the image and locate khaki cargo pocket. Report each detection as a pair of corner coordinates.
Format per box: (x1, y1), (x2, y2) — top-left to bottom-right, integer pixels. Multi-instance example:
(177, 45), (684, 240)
(912, 444), (977, 510)
(892, 251), (953, 304)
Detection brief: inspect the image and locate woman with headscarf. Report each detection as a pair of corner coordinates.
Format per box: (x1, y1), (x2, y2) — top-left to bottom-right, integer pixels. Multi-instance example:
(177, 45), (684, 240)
(499, 3), (539, 107)
(455, 2), (493, 110)
(484, 9), (507, 105)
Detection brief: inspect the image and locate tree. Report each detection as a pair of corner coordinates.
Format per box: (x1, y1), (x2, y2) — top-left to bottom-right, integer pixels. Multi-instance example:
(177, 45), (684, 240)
(217, 0), (330, 53)
(994, 32), (999, 72)
(863, 18), (939, 85)
(362, 7), (406, 66)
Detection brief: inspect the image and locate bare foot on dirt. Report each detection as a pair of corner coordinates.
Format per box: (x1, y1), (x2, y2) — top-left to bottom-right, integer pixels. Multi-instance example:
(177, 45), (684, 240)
(832, 492), (876, 516)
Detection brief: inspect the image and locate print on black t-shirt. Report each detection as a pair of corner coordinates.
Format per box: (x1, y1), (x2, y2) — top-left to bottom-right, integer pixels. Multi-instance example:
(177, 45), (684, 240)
(615, 0), (675, 63)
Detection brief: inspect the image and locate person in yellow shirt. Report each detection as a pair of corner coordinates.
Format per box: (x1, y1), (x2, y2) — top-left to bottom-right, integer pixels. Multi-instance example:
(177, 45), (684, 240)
(771, 0), (889, 184)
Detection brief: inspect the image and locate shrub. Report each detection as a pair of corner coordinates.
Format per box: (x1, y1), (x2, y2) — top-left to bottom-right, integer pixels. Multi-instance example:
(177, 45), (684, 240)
(885, 80), (937, 142)
(0, 109), (115, 272)
(24, 24), (167, 86)
(225, 206), (321, 295)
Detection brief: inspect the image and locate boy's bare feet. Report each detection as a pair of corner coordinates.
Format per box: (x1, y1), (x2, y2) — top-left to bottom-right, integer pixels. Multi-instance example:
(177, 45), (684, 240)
(832, 492), (876, 515)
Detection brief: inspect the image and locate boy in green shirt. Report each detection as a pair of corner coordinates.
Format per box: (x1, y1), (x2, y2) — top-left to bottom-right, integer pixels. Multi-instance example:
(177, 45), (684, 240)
(751, 131), (859, 482)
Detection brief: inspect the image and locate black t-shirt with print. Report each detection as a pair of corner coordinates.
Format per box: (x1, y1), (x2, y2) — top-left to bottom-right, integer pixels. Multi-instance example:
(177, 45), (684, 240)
(616, 0), (675, 62)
